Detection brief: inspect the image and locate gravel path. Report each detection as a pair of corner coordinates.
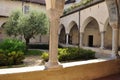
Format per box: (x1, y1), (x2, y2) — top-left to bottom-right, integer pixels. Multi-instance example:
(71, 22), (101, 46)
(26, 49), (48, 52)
(23, 56), (43, 66)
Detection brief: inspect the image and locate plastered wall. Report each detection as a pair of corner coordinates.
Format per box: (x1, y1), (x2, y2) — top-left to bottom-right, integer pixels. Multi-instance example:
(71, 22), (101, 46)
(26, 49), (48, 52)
(0, 59), (119, 80)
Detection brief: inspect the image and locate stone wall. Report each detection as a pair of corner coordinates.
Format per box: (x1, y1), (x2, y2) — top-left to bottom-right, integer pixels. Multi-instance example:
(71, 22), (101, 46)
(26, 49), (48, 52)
(0, 59), (119, 80)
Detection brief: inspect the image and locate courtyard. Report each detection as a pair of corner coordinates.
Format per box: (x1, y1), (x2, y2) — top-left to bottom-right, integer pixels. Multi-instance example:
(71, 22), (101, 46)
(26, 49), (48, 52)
(0, 0), (120, 80)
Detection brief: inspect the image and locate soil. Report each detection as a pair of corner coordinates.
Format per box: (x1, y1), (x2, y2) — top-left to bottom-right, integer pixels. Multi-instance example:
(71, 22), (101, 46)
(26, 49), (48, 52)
(23, 55), (44, 66)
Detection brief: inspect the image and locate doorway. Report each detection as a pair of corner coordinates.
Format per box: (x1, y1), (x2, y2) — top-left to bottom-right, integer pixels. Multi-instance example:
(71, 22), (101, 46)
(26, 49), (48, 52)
(88, 35), (93, 47)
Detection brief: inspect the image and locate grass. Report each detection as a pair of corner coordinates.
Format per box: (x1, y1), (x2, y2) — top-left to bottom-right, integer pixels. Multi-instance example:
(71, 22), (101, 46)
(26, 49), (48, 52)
(25, 49), (44, 56)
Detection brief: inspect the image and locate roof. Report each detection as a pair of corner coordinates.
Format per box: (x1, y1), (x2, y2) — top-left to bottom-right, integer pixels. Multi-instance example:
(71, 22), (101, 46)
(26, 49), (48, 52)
(65, 0), (76, 4)
(0, 15), (8, 18)
(23, 0), (75, 5)
(23, 0), (45, 5)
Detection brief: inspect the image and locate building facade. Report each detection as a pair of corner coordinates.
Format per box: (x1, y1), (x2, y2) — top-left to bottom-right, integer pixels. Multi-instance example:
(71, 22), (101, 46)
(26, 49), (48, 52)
(0, 0), (75, 44)
(60, 0), (116, 51)
(1, 0), (119, 54)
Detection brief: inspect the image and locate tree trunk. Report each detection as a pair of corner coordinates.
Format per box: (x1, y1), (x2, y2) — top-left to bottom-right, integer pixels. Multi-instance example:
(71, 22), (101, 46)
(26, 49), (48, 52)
(25, 38), (30, 51)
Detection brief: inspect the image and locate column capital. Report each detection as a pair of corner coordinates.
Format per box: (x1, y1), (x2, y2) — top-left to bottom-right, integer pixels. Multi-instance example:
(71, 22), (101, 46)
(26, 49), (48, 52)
(66, 33), (69, 35)
(111, 23), (119, 29)
(45, 0), (65, 16)
(100, 31), (105, 33)
(47, 9), (61, 20)
(80, 32), (84, 34)
(100, 31), (106, 34)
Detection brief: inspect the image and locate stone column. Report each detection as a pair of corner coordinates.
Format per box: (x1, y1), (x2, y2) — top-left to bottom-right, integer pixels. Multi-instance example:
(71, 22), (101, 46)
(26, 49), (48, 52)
(66, 33), (69, 45)
(45, 10), (62, 69)
(100, 31), (105, 49)
(105, 0), (120, 58)
(111, 28), (119, 59)
(45, 0), (65, 69)
(80, 32), (83, 47)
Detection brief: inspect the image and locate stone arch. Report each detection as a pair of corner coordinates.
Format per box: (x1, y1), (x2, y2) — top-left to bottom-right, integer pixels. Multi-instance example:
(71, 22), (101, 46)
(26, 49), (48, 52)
(83, 17), (100, 47)
(58, 24), (66, 34)
(81, 16), (100, 33)
(0, 22), (7, 41)
(1, 22), (6, 28)
(104, 17), (113, 31)
(59, 24), (66, 44)
(104, 21), (112, 49)
(67, 21), (79, 34)
(69, 21), (79, 45)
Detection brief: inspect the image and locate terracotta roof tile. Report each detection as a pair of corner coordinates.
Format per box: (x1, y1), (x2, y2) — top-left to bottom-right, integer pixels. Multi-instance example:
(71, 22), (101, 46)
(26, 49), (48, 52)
(23, 0), (75, 5)
(23, 0), (45, 5)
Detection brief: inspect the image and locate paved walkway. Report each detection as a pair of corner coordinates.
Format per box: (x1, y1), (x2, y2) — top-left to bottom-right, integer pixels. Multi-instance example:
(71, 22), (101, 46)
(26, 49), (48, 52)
(94, 73), (120, 80)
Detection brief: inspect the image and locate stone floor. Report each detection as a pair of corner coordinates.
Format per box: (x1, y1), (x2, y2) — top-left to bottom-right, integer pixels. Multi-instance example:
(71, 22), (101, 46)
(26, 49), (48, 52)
(94, 73), (120, 80)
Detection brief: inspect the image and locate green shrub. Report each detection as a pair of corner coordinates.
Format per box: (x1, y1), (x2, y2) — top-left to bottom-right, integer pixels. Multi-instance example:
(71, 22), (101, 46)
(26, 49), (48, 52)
(0, 38), (26, 66)
(0, 53), (8, 66)
(0, 51), (24, 66)
(0, 39), (26, 53)
(41, 47), (96, 62)
(78, 48), (95, 60)
(41, 52), (49, 62)
(8, 51), (25, 65)
(28, 44), (63, 50)
(67, 47), (95, 60)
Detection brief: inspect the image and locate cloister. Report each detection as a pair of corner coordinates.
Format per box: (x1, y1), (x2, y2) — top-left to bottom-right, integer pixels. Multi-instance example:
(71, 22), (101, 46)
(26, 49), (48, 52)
(59, 0), (109, 49)
(0, 0), (120, 80)
(59, 0), (119, 58)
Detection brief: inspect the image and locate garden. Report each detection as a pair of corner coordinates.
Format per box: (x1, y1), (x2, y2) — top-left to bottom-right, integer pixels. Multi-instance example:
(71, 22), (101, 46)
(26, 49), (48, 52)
(0, 9), (96, 68)
(0, 38), (96, 68)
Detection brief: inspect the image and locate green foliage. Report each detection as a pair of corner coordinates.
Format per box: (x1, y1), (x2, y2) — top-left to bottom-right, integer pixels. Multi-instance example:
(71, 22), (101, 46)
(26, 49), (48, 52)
(28, 44), (63, 50)
(41, 52), (49, 62)
(28, 44), (49, 50)
(41, 47), (96, 62)
(4, 10), (49, 48)
(7, 51), (24, 65)
(0, 39), (25, 66)
(0, 39), (26, 53)
(0, 50), (24, 66)
(25, 49), (43, 56)
(82, 0), (93, 4)
(0, 53), (8, 66)
(18, 10), (48, 40)
(64, 0), (93, 14)
(4, 10), (22, 37)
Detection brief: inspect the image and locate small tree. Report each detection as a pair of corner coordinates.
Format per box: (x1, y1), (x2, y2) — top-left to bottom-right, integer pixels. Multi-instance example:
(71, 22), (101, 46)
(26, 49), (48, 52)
(4, 10), (49, 49)
(18, 11), (48, 48)
(4, 10), (22, 37)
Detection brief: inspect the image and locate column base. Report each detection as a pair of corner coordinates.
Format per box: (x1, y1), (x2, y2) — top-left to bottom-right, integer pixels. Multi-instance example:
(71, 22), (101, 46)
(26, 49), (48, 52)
(111, 51), (120, 59)
(66, 44), (69, 47)
(45, 61), (63, 70)
(110, 53), (117, 59)
(100, 46), (104, 49)
(79, 45), (83, 48)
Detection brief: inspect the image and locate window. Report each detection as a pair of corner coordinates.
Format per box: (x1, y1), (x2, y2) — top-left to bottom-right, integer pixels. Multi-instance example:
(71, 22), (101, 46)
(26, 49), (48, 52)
(24, 5), (29, 14)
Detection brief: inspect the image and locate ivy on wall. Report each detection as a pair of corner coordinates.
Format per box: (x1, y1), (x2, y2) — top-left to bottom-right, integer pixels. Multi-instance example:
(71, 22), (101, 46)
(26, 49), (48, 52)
(64, 0), (93, 14)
